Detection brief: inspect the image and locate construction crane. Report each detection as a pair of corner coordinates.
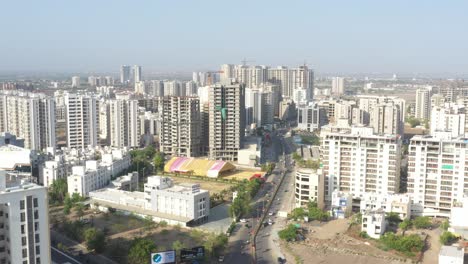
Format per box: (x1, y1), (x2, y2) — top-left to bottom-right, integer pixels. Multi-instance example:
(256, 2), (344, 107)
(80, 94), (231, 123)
(205, 71), (224, 86)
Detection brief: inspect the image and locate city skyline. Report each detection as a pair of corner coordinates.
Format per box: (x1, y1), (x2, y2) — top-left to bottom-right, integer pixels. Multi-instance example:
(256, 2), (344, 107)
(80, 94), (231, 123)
(1, 1), (468, 75)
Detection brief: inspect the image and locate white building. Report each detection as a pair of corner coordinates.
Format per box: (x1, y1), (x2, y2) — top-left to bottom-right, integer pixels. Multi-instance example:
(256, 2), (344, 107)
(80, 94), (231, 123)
(65, 93), (99, 149)
(67, 160), (111, 197)
(415, 88), (431, 120)
(109, 99), (141, 147)
(297, 102), (328, 132)
(361, 209), (386, 239)
(110, 172), (139, 191)
(439, 246), (464, 264)
(120, 65), (131, 84)
(295, 169), (324, 209)
(0, 91), (56, 150)
(430, 103), (465, 137)
(321, 125), (401, 203)
(331, 77), (345, 96)
(0, 178), (51, 264)
(360, 193), (412, 220)
(134, 65), (142, 84)
(237, 137), (261, 166)
(292, 87), (308, 105)
(90, 176), (210, 226)
(369, 103), (403, 135)
(330, 190), (353, 219)
(72, 76), (80, 88)
(449, 195), (468, 239)
(408, 134), (468, 217)
(245, 87), (275, 127)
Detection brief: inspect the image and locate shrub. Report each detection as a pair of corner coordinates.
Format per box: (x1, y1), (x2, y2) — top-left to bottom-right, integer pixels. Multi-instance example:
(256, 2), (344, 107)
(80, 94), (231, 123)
(359, 231), (369, 238)
(278, 224), (298, 241)
(413, 216), (432, 229)
(440, 231), (458, 245)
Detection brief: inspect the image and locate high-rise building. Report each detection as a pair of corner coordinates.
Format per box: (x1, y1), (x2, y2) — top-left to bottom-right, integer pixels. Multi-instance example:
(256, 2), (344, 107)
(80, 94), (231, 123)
(331, 77), (345, 96)
(105, 76), (114, 86)
(133, 65), (142, 84)
(0, 178), (51, 264)
(185, 81), (198, 96)
(109, 99), (141, 147)
(430, 103), (465, 137)
(164, 81), (183, 96)
(71, 76), (80, 88)
(297, 102), (328, 132)
(220, 64), (235, 84)
(321, 126), (401, 202)
(120, 65), (131, 84)
(149, 80), (164, 97)
(0, 92), (56, 150)
(415, 88), (431, 120)
(209, 83), (245, 161)
(290, 65), (314, 101)
(159, 96), (201, 157)
(369, 103), (402, 135)
(408, 134), (468, 217)
(358, 95), (406, 124)
(135, 81), (146, 94)
(245, 87), (275, 127)
(65, 93), (99, 149)
(88, 76), (97, 87)
(268, 66), (290, 98)
(294, 169), (324, 209)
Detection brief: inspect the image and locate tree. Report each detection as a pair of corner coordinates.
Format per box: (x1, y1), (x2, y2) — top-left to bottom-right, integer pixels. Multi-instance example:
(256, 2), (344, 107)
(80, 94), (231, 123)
(289, 208), (307, 220)
(143, 215), (156, 233)
(278, 224), (298, 241)
(63, 195), (73, 214)
(74, 203), (85, 219)
(128, 238), (157, 264)
(84, 228), (106, 253)
(413, 216), (432, 229)
(380, 232), (424, 255)
(386, 212), (401, 225)
(399, 219), (412, 232)
(440, 231), (458, 245)
(153, 152), (165, 173)
(307, 200), (329, 221)
(440, 219), (450, 231)
(407, 117), (421, 128)
(71, 193), (84, 203)
(172, 240), (185, 256)
(49, 178), (68, 204)
(203, 233), (228, 258)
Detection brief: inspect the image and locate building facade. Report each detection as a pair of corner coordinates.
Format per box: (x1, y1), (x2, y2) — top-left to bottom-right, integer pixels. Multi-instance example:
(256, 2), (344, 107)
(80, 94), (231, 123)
(65, 93), (99, 149)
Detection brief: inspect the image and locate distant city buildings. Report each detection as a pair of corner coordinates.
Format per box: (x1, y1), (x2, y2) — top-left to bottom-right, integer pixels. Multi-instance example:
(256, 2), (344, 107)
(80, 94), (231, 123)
(331, 77), (345, 96)
(415, 88), (431, 120)
(120, 65), (131, 84)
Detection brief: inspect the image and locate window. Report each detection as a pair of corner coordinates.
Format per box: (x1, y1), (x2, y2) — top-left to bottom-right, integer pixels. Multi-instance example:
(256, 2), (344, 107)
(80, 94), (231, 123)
(35, 234), (40, 243)
(33, 198), (38, 208)
(36, 245), (40, 255)
(22, 248), (27, 258)
(20, 200), (25, 210)
(36, 257), (41, 264)
(34, 211), (38, 220)
(21, 225), (25, 234)
(34, 222), (39, 231)
(22, 237), (26, 246)
(20, 213), (25, 222)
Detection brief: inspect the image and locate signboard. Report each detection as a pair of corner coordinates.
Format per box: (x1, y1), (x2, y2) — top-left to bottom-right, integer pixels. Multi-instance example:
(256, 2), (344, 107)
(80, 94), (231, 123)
(151, 250), (176, 264)
(180, 246), (205, 261)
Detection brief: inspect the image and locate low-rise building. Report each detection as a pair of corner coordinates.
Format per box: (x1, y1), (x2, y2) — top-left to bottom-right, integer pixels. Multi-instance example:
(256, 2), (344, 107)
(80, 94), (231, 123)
(90, 176), (210, 226)
(294, 169), (324, 209)
(439, 246), (464, 264)
(110, 172), (139, 191)
(237, 137), (261, 166)
(67, 161), (111, 197)
(448, 195), (468, 239)
(360, 193), (412, 220)
(330, 190), (353, 219)
(361, 209), (386, 239)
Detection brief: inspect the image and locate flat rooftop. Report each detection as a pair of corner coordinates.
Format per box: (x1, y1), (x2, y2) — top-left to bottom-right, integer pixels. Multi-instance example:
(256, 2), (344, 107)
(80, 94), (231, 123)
(439, 245), (464, 258)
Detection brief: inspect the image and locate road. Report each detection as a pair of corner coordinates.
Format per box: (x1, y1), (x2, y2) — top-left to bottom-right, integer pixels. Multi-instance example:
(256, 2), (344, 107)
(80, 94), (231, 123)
(225, 126), (296, 264)
(224, 129), (285, 264)
(51, 246), (82, 264)
(255, 136), (296, 264)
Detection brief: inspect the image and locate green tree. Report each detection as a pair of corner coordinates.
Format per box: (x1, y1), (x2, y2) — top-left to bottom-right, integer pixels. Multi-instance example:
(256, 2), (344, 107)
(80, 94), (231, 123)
(74, 203), (85, 219)
(440, 219), (450, 231)
(413, 216), (432, 229)
(84, 228), (106, 253)
(159, 220), (168, 228)
(128, 238), (157, 264)
(63, 195), (73, 214)
(289, 208), (307, 220)
(143, 215), (156, 233)
(278, 224), (298, 241)
(380, 232), (424, 255)
(203, 233), (228, 258)
(71, 193), (84, 203)
(153, 152), (165, 173)
(399, 219), (412, 232)
(407, 117), (421, 128)
(49, 178), (68, 204)
(386, 212), (401, 225)
(440, 231), (458, 245)
(172, 240), (186, 256)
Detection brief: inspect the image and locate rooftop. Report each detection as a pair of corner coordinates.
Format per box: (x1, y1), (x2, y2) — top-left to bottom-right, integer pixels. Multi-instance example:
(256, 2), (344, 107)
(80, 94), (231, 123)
(439, 245), (464, 258)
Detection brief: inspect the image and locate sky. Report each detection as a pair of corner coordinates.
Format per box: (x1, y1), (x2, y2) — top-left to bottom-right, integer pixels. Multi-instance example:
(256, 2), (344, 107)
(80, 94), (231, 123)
(1, 0), (468, 75)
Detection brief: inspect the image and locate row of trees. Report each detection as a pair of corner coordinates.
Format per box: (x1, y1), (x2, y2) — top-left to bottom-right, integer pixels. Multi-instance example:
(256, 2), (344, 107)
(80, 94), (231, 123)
(398, 216), (432, 232)
(288, 200), (329, 222)
(229, 179), (262, 220)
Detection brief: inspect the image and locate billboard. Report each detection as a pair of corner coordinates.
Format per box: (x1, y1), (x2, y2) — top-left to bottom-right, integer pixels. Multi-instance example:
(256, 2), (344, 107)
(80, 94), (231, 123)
(151, 250), (176, 264)
(180, 246), (205, 261)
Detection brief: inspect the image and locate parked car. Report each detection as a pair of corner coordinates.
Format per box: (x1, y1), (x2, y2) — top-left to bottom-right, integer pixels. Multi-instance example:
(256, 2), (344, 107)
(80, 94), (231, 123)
(240, 218), (247, 223)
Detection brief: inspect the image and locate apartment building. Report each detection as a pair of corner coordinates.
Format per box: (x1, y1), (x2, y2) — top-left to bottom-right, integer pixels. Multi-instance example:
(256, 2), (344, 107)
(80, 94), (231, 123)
(208, 83), (245, 161)
(158, 96), (201, 157)
(361, 209), (386, 239)
(67, 160), (111, 197)
(65, 93), (99, 149)
(415, 88), (431, 120)
(109, 99), (141, 147)
(297, 102), (328, 132)
(408, 133), (468, 217)
(430, 103), (465, 137)
(321, 125), (401, 203)
(360, 193), (412, 220)
(0, 178), (51, 264)
(0, 91), (56, 150)
(294, 169), (324, 209)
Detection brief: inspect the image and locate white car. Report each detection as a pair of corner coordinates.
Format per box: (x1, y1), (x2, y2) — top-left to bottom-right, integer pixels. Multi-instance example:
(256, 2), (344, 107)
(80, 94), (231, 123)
(268, 212), (274, 216)
(240, 218), (247, 223)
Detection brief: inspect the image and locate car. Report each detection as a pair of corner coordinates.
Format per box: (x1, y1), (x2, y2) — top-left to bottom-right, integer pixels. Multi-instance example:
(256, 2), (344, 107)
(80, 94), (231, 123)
(268, 212), (274, 216)
(240, 218), (247, 223)
(245, 240), (250, 244)
(218, 256), (225, 262)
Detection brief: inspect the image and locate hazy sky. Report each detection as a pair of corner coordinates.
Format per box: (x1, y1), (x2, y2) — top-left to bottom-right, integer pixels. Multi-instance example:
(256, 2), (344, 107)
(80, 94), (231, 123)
(1, 0), (468, 74)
